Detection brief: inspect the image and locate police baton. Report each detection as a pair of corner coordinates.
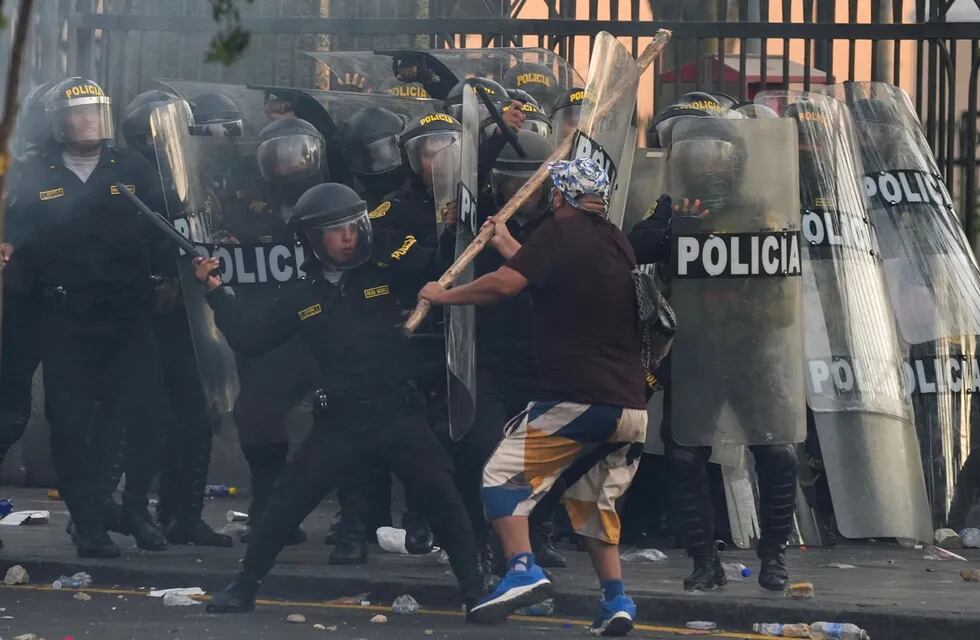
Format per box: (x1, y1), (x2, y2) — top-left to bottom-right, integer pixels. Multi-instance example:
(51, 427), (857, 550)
(474, 85), (526, 159)
(114, 183), (203, 257)
(403, 29), (672, 335)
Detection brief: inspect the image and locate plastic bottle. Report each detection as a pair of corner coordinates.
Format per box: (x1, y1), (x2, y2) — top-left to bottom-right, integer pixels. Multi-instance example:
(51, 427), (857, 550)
(0, 498), (13, 518)
(752, 623), (811, 637)
(722, 561), (752, 580)
(52, 572), (93, 590)
(810, 622), (871, 640)
(204, 485), (237, 497)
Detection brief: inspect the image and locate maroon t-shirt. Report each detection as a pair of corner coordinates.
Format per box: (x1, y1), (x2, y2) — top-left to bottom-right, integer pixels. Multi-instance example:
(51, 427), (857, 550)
(505, 212), (646, 409)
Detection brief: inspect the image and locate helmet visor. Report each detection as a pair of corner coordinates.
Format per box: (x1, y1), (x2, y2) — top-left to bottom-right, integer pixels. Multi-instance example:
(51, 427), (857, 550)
(669, 138), (738, 196)
(523, 117), (552, 138)
(190, 118), (244, 137)
(51, 99), (114, 144)
(404, 131), (460, 179)
(555, 104), (581, 138)
(352, 134), (402, 175)
(302, 208), (373, 271)
(257, 134), (323, 183)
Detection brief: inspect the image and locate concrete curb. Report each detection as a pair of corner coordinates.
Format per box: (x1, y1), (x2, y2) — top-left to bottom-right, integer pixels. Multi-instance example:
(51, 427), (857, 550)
(4, 554), (980, 640)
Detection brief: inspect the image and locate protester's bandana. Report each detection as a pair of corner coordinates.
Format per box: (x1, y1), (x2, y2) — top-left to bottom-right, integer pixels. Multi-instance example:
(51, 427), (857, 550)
(546, 158), (610, 213)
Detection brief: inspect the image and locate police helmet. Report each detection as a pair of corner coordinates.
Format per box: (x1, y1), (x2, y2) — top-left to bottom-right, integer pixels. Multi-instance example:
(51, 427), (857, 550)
(399, 112), (462, 182)
(503, 63), (558, 109)
(669, 116), (747, 209)
(343, 107), (408, 177)
(45, 77), (114, 145)
(783, 100), (834, 190)
(490, 129), (555, 217)
(649, 92), (727, 149)
(256, 117), (325, 187)
(291, 183), (372, 271)
(122, 90), (191, 159)
(13, 80), (60, 155)
(497, 102), (553, 139)
(551, 87), (586, 138)
(709, 92), (740, 110)
(189, 92), (244, 137)
(444, 77), (508, 122)
(734, 102), (779, 119)
(506, 88), (541, 110)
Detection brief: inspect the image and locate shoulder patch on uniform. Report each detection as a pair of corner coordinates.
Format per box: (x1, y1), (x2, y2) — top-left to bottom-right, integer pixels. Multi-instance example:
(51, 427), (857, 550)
(369, 201), (391, 219)
(39, 187), (64, 201)
(389, 235), (417, 260)
(110, 184), (135, 196)
(298, 303), (322, 320)
(364, 285), (390, 299)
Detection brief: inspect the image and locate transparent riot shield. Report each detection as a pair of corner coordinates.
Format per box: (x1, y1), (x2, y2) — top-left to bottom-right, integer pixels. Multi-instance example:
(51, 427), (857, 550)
(829, 81), (980, 526)
(151, 102), (319, 444)
(757, 90), (932, 541)
(668, 117), (806, 448)
(623, 147), (667, 235)
(303, 50), (432, 98)
(443, 84), (480, 441)
(569, 33), (641, 229)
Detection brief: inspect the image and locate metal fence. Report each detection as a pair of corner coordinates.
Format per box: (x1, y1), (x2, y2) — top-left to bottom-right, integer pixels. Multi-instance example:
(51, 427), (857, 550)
(3, 1), (979, 238)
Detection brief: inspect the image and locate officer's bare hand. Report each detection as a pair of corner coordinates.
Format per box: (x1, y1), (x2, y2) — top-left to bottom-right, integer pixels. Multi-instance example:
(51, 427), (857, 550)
(396, 63), (420, 83)
(483, 216), (518, 256)
(193, 256), (223, 291)
(341, 72), (371, 92)
(673, 197), (710, 218)
(501, 101), (526, 134)
(441, 201), (458, 227)
(419, 281), (448, 306)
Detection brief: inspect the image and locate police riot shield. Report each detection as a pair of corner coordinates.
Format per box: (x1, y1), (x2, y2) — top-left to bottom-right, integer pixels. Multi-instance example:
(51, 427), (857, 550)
(570, 33), (641, 229)
(303, 51), (433, 98)
(757, 90), (932, 541)
(443, 84), (480, 441)
(668, 117), (806, 448)
(829, 81), (980, 526)
(151, 100), (320, 444)
(623, 147), (667, 234)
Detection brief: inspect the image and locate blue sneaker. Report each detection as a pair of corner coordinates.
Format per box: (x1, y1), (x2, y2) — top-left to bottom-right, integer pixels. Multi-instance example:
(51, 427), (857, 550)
(467, 564), (554, 624)
(590, 594), (636, 636)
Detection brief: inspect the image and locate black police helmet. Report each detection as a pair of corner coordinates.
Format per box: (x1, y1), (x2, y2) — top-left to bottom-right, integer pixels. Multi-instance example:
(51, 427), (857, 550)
(399, 112), (462, 180)
(13, 80), (60, 155)
(490, 129), (555, 214)
(444, 77), (509, 121)
(45, 76), (114, 145)
(499, 101), (553, 138)
(122, 90), (183, 157)
(190, 91), (244, 136)
(503, 63), (558, 106)
(649, 91), (727, 148)
(255, 117), (326, 187)
(343, 107), (408, 192)
(506, 88), (541, 109)
(292, 183), (373, 271)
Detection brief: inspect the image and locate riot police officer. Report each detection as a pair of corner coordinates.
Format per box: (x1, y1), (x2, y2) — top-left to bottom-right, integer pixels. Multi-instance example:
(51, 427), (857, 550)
(197, 183), (483, 615)
(502, 62), (559, 112)
(189, 91), (245, 137)
(119, 90), (233, 547)
(5, 77), (169, 557)
(225, 117), (326, 546)
(629, 115), (799, 592)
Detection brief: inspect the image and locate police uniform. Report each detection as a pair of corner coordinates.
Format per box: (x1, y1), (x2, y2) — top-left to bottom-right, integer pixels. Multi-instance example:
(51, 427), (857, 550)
(6, 142), (169, 553)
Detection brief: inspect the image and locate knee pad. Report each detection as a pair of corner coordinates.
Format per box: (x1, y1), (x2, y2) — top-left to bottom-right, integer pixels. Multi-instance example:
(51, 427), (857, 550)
(667, 445), (708, 480)
(754, 444), (798, 477)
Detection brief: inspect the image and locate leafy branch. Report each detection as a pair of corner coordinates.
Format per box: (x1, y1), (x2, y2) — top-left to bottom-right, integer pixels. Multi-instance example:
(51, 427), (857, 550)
(206, 0), (255, 65)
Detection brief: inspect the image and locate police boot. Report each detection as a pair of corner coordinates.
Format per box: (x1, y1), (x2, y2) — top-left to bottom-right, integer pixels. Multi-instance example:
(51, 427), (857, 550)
(683, 554), (727, 592)
(403, 510), (434, 554)
(758, 545), (790, 591)
(328, 532), (368, 565)
(122, 505), (168, 551)
(165, 432), (233, 548)
(167, 518), (233, 548)
(206, 578), (259, 613)
(531, 520), (567, 568)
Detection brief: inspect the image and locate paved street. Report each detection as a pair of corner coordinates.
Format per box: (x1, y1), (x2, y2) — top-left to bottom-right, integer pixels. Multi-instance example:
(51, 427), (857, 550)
(0, 585), (746, 640)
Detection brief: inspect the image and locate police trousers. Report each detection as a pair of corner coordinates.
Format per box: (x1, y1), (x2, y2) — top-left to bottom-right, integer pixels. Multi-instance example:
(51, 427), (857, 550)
(0, 294), (40, 470)
(239, 391), (482, 603)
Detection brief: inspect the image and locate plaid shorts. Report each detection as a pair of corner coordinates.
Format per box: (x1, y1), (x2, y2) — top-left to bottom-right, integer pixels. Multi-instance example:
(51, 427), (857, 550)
(481, 401), (647, 544)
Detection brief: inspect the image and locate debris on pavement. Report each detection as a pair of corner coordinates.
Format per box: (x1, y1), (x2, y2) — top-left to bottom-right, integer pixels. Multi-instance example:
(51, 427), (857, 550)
(162, 592), (200, 606)
(686, 621), (718, 630)
(376, 526), (410, 554)
(961, 528), (980, 549)
(923, 545), (968, 561)
(72, 592), (91, 602)
(216, 522), (248, 536)
(0, 510), (50, 526)
(960, 569), (980, 582)
(333, 592), (371, 605)
(52, 572), (93, 590)
(47, 489), (60, 500)
(286, 613), (306, 624)
(786, 582), (815, 600)
(424, 630), (434, 636)
(148, 587), (205, 598)
(722, 561), (752, 580)
(13, 634), (40, 640)
(313, 623), (326, 630)
(620, 548), (668, 562)
(810, 621), (870, 639)
(935, 528), (962, 549)
(392, 594), (420, 615)
(0, 497), (12, 517)
(370, 614), (388, 624)
(325, 626), (338, 632)
(226, 510), (248, 522)
(752, 623), (811, 637)
(515, 599), (555, 616)
(821, 563), (857, 570)
(4, 564), (29, 585)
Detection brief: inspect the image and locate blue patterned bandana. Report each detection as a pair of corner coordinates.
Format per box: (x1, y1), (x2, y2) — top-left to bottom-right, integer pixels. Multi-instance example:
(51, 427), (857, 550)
(547, 158), (611, 213)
